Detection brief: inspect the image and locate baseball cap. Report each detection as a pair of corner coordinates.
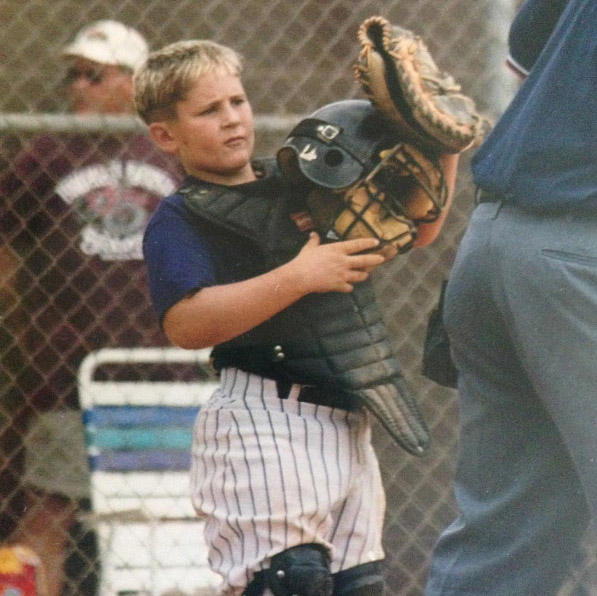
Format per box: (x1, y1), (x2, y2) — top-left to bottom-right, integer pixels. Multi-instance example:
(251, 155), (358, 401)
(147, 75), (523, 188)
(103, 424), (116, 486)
(62, 20), (149, 71)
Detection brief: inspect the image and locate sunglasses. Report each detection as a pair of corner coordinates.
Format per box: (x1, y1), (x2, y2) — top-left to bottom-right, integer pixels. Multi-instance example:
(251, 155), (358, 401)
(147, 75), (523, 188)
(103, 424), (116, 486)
(63, 66), (105, 86)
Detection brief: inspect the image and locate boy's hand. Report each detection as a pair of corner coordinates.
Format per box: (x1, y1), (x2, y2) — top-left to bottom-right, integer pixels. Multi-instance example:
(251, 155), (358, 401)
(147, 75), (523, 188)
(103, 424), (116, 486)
(292, 232), (386, 294)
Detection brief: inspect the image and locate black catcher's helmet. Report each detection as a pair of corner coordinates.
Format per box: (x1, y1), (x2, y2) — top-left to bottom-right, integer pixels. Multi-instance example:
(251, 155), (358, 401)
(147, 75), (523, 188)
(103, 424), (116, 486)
(277, 99), (399, 191)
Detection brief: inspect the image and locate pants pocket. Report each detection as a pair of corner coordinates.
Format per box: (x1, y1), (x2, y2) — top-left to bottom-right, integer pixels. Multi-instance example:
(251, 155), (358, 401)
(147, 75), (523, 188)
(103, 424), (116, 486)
(541, 248), (597, 268)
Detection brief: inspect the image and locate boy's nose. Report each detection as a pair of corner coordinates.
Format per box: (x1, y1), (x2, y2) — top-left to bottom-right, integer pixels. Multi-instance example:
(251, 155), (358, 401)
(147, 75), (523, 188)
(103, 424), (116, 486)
(222, 103), (241, 124)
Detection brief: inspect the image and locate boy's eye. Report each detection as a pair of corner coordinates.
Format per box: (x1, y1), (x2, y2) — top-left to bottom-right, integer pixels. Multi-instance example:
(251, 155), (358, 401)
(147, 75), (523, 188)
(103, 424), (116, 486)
(197, 97), (246, 116)
(199, 105), (217, 115)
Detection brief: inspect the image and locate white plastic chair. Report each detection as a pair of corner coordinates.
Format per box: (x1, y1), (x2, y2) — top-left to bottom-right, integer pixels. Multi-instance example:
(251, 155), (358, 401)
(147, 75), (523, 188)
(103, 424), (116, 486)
(78, 347), (221, 596)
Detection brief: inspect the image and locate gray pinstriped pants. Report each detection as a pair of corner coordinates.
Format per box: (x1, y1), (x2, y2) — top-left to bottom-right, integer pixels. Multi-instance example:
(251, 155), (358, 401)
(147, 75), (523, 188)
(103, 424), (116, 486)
(426, 201), (597, 595)
(190, 367), (385, 596)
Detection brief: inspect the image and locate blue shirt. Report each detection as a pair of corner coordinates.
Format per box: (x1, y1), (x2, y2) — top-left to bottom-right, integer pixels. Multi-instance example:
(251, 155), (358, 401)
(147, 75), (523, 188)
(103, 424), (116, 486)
(143, 192), (215, 323)
(472, 0), (597, 210)
(506, 0), (570, 76)
(143, 176), (272, 325)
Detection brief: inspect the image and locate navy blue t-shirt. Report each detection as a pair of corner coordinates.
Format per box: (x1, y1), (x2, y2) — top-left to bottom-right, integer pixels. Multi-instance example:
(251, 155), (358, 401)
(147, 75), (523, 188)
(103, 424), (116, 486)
(143, 176), (271, 325)
(472, 0), (597, 211)
(143, 191), (214, 323)
(506, 0), (570, 76)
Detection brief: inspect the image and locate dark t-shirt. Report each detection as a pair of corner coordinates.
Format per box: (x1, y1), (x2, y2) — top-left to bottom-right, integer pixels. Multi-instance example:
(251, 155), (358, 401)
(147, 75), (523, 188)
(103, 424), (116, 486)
(1, 133), (184, 409)
(472, 0), (597, 211)
(143, 174), (279, 325)
(506, 0), (570, 76)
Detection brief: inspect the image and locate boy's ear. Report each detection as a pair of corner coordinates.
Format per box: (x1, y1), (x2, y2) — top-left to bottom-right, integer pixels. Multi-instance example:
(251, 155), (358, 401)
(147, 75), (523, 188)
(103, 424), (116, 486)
(148, 122), (179, 154)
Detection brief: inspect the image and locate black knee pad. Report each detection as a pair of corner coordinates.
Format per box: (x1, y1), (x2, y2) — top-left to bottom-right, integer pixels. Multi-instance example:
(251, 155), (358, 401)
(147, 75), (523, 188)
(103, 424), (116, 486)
(264, 543), (333, 596)
(333, 561), (385, 596)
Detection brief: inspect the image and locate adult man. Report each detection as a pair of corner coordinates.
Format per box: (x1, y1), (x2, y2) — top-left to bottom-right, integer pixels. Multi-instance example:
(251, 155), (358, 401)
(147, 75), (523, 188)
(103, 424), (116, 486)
(425, 1), (597, 594)
(0, 20), (182, 596)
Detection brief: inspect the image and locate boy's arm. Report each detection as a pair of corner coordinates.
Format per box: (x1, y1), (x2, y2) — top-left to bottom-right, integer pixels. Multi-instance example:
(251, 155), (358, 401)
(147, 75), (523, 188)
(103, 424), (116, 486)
(163, 234), (385, 349)
(413, 153), (459, 247)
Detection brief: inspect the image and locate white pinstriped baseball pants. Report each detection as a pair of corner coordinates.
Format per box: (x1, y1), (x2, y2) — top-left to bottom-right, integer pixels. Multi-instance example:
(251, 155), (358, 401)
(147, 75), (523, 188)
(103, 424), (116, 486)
(190, 367), (386, 596)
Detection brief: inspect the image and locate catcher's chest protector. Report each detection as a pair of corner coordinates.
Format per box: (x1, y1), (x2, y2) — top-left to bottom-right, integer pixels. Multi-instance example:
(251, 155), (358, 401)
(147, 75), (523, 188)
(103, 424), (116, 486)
(181, 162), (429, 455)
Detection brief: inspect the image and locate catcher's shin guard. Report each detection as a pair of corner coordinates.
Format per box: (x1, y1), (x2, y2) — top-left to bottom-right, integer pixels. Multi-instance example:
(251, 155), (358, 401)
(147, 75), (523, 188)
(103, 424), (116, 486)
(243, 544), (333, 596)
(333, 561), (385, 596)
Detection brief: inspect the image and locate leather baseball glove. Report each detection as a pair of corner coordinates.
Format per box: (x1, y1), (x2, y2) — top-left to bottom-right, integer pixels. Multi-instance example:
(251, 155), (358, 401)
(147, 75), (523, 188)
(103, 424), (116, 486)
(305, 142), (448, 253)
(353, 16), (489, 154)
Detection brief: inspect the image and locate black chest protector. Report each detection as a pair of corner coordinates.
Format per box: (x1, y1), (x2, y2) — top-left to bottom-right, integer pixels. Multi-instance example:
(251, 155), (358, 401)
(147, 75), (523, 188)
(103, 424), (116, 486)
(180, 159), (429, 455)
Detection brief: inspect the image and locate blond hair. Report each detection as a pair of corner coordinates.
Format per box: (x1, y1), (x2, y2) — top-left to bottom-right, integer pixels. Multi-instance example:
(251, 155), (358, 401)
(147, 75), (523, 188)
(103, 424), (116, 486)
(134, 39), (243, 124)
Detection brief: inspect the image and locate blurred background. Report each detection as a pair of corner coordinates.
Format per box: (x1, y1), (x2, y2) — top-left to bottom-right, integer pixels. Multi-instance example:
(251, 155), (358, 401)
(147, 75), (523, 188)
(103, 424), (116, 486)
(0, 0), (595, 594)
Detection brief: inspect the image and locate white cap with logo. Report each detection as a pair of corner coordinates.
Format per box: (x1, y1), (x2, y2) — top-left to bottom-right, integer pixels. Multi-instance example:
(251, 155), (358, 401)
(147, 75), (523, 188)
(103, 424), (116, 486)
(62, 20), (149, 71)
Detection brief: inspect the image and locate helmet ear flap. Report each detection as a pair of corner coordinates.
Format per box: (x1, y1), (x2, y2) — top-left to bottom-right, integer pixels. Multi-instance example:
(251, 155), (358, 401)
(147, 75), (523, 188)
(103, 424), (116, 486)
(277, 99), (396, 191)
(322, 147), (345, 168)
(277, 134), (362, 191)
(277, 144), (308, 188)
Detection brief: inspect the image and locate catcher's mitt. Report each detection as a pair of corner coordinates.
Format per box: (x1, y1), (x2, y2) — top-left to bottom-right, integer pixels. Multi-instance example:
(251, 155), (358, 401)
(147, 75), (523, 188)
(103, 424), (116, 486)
(354, 16), (489, 154)
(305, 142), (448, 253)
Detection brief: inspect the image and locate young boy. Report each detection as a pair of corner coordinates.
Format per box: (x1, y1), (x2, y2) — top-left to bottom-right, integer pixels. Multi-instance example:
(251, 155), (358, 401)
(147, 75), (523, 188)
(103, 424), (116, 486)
(134, 39), (457, 596)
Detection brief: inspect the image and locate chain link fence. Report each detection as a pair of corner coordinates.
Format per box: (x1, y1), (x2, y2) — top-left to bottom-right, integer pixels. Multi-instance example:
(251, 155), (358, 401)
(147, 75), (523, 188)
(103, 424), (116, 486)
(1, 0), (595, 594)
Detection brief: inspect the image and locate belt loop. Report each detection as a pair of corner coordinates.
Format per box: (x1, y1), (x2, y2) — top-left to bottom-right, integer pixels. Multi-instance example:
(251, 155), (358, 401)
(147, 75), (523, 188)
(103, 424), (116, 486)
(474, 186), (483, 205)
(492, 199), (504, 219)
(475, 187), (505, 218)
(275, 378), (292, 400)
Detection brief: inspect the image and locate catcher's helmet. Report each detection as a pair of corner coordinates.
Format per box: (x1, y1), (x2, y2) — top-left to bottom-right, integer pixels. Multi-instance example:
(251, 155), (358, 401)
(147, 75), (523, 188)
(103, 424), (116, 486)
(277, 100), (399, 191)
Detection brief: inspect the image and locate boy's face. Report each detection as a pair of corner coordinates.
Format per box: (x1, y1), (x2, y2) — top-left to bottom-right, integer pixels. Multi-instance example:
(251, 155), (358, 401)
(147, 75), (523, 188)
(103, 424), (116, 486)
(155, 72), (255, 185)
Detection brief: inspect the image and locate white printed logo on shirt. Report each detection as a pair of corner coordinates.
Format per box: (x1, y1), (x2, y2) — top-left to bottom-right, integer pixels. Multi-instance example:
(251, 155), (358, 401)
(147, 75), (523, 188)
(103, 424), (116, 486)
(55, 160), (176, 261)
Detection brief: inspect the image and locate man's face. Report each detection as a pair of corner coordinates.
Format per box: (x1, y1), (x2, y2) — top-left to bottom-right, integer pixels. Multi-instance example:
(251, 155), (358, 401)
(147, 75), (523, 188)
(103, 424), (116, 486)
(64, 57), (135, 114)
